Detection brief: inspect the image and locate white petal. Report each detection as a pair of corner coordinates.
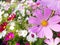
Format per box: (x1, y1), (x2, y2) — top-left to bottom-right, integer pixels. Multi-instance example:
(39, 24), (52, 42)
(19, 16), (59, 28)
(2, 30), (6, 37)
(0, 33), (2, 39)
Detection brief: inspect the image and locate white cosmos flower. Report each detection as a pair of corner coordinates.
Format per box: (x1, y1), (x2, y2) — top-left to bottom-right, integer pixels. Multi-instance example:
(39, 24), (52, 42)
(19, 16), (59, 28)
(0, 30), (6, 39)
(18, 30), (28, 37)
(27, 32), (37, 42)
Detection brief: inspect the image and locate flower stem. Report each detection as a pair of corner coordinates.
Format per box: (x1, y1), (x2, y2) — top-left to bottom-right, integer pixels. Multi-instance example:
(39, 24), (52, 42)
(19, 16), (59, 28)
(30, 42), (32, 45)
(9, 42), (11, 45)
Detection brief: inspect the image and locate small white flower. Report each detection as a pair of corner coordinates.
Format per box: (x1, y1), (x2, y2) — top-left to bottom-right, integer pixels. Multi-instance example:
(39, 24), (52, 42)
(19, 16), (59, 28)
(9, 26), (14, 30)
(20, 9), (25, 17)
(10, 22), (15, 26)
(0, 10), (4, 16)
(4, 13), (8, 17)
(25, 17), (29, 20)
(26, 10), (31, 15)
(16, 30), (19, 32)
(27, 32), (37, 42)
(18, 30), (28, 37)
(0, 30), (6, 39)
(18, 16), (21, 20)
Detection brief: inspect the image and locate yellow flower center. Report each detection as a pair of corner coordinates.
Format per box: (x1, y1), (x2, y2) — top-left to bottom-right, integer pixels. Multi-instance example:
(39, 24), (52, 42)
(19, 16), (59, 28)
(41, 20), (48, 27)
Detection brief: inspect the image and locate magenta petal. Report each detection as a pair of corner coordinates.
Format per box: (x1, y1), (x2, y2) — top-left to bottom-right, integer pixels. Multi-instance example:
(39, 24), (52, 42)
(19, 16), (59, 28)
(28, 17), (40, 25)
(55, 37), (60, 45)
(50, 24), (60, 32)
(48, 15), (60, 25)
(43, 27), (53, 39)
(44, 7), (51, 20)
(16, 43), (20, 45)
(5, 32), (14, 41)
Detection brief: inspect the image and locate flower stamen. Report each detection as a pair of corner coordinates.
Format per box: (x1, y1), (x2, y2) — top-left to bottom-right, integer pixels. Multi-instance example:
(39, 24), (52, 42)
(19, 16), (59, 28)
(41, 20), (48, 27)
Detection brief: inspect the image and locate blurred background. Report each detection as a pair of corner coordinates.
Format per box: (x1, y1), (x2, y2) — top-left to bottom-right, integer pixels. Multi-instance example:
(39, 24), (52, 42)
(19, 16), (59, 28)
(0, 0), (37, 2)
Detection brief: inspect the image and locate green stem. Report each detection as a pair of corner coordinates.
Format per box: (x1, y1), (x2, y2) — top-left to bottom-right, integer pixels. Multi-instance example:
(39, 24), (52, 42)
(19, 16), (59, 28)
(9, 42), (11, 45)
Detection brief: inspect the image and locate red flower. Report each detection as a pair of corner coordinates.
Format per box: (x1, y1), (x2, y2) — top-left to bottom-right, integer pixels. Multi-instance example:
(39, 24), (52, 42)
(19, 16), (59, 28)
(0, 22), (8, 32)
(2, 22), (8, 29)
(7, 13), (16, 21)
(0, 25), (4, 32)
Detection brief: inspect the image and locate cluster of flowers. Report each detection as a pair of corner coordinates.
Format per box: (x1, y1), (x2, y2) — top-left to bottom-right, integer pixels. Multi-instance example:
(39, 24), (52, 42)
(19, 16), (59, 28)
(0, 0), (60, 45)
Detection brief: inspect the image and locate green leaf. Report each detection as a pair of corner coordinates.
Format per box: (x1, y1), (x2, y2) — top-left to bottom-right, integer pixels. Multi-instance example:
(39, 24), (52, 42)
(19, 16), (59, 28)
(34, 38), (44, 45)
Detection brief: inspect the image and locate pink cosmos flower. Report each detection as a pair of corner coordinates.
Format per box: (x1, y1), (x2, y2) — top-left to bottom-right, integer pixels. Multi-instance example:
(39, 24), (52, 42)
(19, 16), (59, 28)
(4, 32), (14, 41)
(40, 0), (60, 11)
(44, 37), (60, 45)
(28, 7), (60, 39)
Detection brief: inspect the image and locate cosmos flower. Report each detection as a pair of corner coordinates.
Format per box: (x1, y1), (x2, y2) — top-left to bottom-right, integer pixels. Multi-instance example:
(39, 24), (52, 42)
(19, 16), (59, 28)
(0, 22), (7, 32)
(4, 32), (14, 41)
(7, 13), (16, 21)
(28, 7), (60, 39)
(44, 37), (60, 45)
(26, 32), (37, 42)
